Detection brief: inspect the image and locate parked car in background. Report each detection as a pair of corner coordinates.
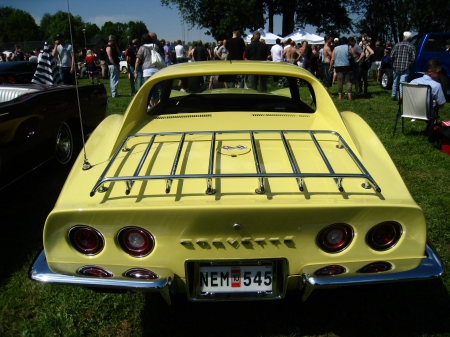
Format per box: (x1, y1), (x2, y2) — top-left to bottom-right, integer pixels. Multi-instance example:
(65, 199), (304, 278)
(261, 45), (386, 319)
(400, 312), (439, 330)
(0, 84), (108, 189)
(381, 32), (450, 96)
(119, 56), (128, 73)
(409, 32), (450, 96)
(30, 62), (443, 304)
(0, 61), (37, 84)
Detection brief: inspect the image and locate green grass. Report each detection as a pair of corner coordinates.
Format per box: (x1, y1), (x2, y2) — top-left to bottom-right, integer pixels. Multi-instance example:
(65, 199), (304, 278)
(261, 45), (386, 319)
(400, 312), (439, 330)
(1, 73), (449, 336)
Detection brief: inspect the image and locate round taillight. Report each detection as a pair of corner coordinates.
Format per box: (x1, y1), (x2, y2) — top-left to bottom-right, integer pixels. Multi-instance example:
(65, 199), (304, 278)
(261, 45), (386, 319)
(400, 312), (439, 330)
(68, 226), (104, 255)
(124, 268), (159, 279)
(317, 223), (354, 253)
(314, 265), (346, 276)
(358, 261), (392, 273)
(117, 227), (154, 257)
(367, 222), (402, 251)
(78, 266), (112, 277)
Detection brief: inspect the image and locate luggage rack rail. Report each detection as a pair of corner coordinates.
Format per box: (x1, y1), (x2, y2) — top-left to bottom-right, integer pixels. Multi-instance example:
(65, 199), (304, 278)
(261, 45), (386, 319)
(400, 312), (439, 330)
(89, 130), (381, 197)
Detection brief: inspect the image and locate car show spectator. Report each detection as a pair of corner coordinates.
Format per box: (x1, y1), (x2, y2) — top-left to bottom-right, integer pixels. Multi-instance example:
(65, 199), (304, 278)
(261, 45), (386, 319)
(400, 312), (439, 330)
(164, 41), (171, 66)
(52, 34), (75, 84)
(330, 37), (354, 100)
(245, 31), (270, 92)
(175, 40), (186, 63)
(391, 31), (416, 100)
(127, 39), (140, 95)
(85, 49), (101, 85)
(135, 33), (163, 107)
(410, 59), (446, 109)
(371, 41), (384, 82)
(105, 35), (121, 97)
(322, 35), (334, 91)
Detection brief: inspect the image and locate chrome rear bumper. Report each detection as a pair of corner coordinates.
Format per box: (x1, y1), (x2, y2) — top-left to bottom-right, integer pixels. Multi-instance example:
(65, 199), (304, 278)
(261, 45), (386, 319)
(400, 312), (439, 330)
(30, 243), (443, 304)
(301, 243), (444, 301)
(29, 250), (173, 304)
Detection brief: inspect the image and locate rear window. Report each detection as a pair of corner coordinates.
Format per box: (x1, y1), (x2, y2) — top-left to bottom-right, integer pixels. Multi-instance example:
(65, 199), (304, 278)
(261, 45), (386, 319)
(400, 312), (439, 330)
(161, 74), (316, 114)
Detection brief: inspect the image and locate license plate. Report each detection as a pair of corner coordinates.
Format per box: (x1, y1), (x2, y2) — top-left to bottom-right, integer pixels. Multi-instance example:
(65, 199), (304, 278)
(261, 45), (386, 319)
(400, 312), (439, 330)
(199, 265), (272, 293)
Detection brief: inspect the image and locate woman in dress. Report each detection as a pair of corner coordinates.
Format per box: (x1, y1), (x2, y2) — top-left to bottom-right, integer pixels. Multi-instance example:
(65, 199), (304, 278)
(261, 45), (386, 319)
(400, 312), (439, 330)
(85, 50), (100, 84)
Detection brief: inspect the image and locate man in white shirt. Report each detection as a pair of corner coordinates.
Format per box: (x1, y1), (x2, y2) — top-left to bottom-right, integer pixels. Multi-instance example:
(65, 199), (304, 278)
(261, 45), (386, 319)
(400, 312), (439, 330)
(175, 40), (186, 63)
(410, 59), (446, 109)
(52, 33), (75, 84)
(271, 38), (284, 62)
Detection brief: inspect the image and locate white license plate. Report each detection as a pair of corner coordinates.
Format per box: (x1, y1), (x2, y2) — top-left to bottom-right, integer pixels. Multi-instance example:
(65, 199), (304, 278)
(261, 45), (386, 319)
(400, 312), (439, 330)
(199, 265), (272, 293)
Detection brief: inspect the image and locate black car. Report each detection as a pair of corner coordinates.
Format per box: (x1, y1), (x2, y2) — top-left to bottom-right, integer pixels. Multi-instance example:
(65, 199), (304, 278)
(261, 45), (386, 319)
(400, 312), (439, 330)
(0, 83), (108, 189)
(0, 61), (38, 84)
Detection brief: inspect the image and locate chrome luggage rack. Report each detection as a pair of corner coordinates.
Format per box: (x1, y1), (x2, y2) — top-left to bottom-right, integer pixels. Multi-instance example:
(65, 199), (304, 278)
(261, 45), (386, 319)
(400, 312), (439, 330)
(89, 130), (381, 197)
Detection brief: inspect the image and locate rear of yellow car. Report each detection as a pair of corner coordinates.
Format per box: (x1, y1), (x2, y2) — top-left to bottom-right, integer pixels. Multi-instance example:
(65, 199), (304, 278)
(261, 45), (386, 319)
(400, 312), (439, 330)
(30, 62), (443, 304)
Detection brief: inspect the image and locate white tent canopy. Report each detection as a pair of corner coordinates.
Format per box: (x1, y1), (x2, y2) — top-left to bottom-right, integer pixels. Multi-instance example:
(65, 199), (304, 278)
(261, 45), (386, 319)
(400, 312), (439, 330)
(245, 28), (282, 45)
(282, 29), (324, 45)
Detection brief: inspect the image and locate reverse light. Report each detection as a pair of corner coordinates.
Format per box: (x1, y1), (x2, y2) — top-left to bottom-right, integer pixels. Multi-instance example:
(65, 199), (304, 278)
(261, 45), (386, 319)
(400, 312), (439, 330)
(317, 223), (354, 253)
(124, 268), (159, 280)
(68, 225), (104, 255)
(314, 265), (346, 276)
(358, 262), (392, 273)
(117, 227), (155, 257)
(78, 266), (113, 277)
(367, 221), (402, 251)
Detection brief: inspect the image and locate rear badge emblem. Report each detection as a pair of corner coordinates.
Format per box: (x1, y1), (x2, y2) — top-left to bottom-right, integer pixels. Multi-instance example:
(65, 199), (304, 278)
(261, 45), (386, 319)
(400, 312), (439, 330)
(221, 145), (247, 150)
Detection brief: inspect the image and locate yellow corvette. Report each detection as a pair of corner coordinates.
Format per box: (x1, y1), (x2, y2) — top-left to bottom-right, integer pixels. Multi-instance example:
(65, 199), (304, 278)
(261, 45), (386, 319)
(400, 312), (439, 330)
(30, 61), (443, 304)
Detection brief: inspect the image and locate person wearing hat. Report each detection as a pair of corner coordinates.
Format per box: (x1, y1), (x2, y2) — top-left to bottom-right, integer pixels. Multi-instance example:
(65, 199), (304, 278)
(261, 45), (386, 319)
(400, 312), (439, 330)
(105, 35), (121, 97)
(53, 34), (75, 84)
(390, 31), (415, 100)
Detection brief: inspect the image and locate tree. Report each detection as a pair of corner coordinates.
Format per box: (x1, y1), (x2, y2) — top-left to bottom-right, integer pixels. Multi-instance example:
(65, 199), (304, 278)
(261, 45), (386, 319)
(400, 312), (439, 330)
(0, 6), (15, 44)
(0, 7), (39, 44)
(161, 0), (353, 40)
(161, 0), (265, 41)
(293, 0), (352, 36)
(353, 0), (450, 44)
(39, 11), (85, 48)
(126, 21), (149, 44)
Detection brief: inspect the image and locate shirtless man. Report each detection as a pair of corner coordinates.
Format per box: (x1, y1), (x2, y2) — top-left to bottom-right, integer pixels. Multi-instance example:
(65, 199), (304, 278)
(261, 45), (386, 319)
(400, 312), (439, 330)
(322, 35), (333, 91)
(282, 41), (299, 64)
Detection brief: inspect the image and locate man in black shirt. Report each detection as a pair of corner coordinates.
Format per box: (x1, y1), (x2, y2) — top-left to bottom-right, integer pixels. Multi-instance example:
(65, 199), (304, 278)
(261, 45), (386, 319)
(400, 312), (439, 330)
(246, 31), (270, 92)
(193, 40), (208, 61)
(226, 26), (246, 88)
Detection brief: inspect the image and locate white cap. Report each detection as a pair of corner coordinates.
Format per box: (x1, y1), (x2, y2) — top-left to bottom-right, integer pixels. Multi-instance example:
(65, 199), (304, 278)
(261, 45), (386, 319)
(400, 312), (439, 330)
(403, 31), (412, 38)
(334, 38), (339, 42)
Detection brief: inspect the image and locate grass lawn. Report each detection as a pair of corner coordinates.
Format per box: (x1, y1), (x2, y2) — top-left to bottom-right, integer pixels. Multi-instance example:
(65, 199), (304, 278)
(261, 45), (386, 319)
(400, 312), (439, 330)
(0, 71), (449, 337)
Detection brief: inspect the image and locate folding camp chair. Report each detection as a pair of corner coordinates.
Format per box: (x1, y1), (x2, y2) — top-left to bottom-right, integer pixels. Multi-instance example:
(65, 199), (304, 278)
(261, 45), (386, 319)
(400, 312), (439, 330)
(393, 82), (438, 137)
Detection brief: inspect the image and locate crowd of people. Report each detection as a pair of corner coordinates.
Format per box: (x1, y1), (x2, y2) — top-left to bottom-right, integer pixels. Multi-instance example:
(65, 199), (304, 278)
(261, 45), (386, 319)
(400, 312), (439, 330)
(2, 28), (446, 113)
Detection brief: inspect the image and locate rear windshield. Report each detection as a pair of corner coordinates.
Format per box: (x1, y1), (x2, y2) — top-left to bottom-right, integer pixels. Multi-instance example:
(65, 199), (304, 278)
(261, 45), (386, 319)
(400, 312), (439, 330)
(150, 74), (317, 114)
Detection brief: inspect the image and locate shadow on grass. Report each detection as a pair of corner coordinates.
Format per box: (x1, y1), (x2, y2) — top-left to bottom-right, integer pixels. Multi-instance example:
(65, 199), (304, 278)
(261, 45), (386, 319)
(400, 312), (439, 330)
(0, 161), (71, 285)
(140, 279), (450, 337)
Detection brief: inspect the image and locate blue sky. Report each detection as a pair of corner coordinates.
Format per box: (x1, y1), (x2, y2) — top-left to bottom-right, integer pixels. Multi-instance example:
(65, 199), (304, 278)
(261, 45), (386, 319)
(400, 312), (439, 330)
(2, 0), (304, 43)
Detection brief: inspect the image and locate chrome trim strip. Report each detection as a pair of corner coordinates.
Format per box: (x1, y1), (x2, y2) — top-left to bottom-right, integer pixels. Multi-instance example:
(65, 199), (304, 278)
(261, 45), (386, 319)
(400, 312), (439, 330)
(302, 243), (443, 301)
(29, 250), (173, 304)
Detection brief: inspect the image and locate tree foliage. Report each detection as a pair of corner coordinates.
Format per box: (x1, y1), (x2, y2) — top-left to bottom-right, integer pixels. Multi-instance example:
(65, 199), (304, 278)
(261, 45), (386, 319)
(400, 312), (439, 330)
(352, 0), (450, 44)
(162, 0), (265, 41)
(40, 11), (85, 46)
(161, 0), (353, 40)
(0, 7), (39, 44)
(0, 7), (148, 52)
